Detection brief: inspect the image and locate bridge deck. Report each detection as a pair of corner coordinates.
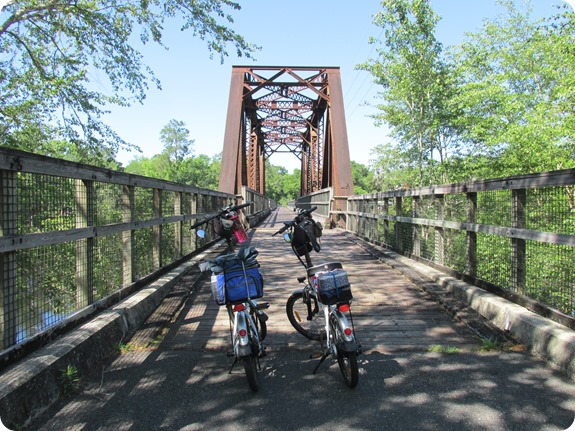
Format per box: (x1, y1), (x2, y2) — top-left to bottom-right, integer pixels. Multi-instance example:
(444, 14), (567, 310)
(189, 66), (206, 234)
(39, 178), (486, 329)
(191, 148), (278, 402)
(167, 207), (480, 354)
(27, 207), (575, 431)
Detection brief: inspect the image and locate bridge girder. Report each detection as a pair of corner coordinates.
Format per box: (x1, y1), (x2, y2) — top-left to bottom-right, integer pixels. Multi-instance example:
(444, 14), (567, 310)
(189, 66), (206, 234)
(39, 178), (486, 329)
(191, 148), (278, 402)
(219, 66), (354, 198)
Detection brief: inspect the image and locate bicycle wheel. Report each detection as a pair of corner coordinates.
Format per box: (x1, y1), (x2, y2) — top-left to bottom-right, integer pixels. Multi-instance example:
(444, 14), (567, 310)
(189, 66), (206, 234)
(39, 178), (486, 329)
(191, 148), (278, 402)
(337, 350), (359, 389)
(250, 308), (267, 341)
(329, 314), (359, 388)
(242, 354), (259, 392)
(286, 292), (324, 341)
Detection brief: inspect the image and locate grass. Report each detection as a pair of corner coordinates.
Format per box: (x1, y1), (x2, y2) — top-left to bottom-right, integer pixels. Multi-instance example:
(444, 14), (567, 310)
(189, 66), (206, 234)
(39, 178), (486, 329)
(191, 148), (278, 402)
(428, 344), (461, 354)
(60, 364), (80, 395)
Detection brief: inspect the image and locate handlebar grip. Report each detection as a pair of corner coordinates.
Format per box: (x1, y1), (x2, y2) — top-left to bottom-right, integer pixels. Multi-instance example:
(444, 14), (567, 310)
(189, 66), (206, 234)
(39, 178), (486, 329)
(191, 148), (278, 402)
(272, 223), (290, 236)
(235, 202), (252, 210)
(190, 219), (207, 230)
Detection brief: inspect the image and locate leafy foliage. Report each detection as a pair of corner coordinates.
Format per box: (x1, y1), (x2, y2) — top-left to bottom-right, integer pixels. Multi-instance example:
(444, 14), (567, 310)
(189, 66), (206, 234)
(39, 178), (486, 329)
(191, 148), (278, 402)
(357, 0), (457, 186)
(0, 0), (258, 164)
(362, 0), (575, 186)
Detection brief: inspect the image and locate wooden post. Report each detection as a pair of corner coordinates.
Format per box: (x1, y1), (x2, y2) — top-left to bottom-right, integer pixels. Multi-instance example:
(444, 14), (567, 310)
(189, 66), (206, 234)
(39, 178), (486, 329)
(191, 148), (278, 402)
(413, 196), (421, 257)
(435, 194), (445, 265)
(395, 196), (403, 253)
(153, 188), (162, 270)
(191, 193), (198, 251)
(0, 170), (17, 348)
(466, 192), (477, 276)
(512, 189), (527, 293)
(75, 179), (94, 308)
(174, 191), (182, 258)
(383, 197), (390, 245)
(122, 185), (135, 287)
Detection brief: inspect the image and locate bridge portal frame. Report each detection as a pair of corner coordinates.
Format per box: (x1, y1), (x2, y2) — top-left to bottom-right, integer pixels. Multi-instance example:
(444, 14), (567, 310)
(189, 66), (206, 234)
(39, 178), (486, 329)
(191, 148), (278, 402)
(218, 66), (354, 198)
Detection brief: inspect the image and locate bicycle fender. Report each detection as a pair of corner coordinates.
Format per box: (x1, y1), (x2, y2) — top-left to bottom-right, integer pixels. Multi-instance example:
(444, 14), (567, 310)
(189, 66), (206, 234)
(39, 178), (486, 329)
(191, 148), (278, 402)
(234, 312), (252, 357)
(337, 340), (360, 353)
(332, 309), (355, 342)
(290, 288), (305, 295)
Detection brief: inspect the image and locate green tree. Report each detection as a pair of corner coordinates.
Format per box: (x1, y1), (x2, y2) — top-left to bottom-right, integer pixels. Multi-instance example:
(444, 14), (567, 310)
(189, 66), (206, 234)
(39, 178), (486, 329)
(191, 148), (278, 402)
(351, 161), (376, 194)
(450, 1), (575, 176)
(357, 0), (456, 186)
(159, 119), (194, 182)
(0, 0), (258, 164)
(369, 142), (417, 190)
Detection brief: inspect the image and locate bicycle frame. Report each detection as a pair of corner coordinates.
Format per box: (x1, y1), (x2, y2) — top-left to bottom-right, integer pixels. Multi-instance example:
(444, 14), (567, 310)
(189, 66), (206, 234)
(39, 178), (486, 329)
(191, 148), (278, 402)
(229, 299), (264, 358)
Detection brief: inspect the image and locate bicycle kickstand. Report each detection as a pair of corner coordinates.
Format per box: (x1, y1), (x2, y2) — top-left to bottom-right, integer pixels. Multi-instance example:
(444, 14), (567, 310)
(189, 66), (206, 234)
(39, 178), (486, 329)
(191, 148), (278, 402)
(228, 353), (238, 374)
(312, 350), (330, 374)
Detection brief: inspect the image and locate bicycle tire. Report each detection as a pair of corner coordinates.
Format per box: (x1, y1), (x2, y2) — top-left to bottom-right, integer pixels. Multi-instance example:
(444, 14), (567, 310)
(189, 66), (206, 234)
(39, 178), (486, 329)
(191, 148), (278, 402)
(329, 314), (359, 388)
(286, 292), (324, 341)
(242, 355), (259, 392)
(337, 350), (359, 389)
(250, 308), (267, 341)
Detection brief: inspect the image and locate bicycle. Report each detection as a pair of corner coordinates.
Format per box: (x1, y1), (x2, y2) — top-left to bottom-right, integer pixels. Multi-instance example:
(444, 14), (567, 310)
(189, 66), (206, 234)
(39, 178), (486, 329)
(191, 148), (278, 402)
(191, 202), (269, 392)
(273, 207), (361, 388)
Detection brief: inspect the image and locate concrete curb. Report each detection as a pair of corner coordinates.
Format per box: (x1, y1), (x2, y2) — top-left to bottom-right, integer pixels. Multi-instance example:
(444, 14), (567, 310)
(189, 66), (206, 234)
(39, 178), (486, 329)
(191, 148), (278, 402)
(345, 232), (575, 381)
(0, 252), (209, 429)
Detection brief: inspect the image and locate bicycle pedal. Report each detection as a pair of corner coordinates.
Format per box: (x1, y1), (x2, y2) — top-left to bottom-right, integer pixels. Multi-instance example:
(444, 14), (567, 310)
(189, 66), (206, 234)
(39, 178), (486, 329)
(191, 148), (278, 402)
(258, 302), (270, 310)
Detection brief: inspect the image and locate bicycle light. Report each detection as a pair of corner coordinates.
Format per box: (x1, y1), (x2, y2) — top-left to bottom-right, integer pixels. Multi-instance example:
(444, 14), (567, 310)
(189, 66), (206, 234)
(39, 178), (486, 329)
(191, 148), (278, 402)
(233, 304), (246, 312)
(239, 329), (247, 337)
(338, 303), (350, 312)
(344, 328), (353, 336)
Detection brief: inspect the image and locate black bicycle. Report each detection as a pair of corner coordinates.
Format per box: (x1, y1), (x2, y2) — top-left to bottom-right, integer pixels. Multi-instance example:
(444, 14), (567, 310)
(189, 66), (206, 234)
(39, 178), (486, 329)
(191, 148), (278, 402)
(273, 207), (361, 388)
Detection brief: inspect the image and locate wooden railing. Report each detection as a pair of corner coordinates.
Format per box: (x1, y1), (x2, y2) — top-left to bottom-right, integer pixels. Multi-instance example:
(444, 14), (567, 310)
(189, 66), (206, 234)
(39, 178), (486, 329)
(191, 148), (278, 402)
(295, 170), (575, 328)
(0, 149), (274, 355)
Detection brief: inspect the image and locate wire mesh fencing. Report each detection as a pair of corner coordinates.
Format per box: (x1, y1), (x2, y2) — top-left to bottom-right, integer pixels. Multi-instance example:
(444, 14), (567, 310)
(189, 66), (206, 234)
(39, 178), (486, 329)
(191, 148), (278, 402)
(343, 170), (575, 324)
(0, 149), (243, 353)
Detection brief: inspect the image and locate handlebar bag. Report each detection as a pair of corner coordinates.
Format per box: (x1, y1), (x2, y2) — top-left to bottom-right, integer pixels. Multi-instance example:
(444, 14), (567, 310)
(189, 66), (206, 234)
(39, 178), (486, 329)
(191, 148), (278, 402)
(213, 217), (235, 239)
(316, 268), (353, 305)
(292, 219), (320, 256)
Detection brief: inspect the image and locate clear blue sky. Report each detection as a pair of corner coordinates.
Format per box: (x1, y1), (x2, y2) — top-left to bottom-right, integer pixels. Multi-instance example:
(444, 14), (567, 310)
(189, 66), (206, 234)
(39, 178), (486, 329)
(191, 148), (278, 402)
(105, 0), (567, 172)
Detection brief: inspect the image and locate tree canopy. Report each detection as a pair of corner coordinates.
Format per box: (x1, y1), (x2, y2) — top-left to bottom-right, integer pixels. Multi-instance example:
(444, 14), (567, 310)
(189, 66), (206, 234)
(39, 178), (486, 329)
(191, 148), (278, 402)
(361, 0), (575, 188)
(0, 0), (257, 165)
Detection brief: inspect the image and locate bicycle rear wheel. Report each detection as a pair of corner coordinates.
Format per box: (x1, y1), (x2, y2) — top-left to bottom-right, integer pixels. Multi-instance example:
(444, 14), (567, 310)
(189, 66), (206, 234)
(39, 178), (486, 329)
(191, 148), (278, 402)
(242, 355), (259, 392)
(286, 292), (324, 341)
(250, 308), (267, 341)
(337, 350), (359, 389)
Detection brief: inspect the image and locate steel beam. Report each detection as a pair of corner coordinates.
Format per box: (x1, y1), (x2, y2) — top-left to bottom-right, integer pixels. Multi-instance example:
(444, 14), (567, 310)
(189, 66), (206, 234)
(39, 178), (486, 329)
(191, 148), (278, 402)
(219, 66), (354, 197)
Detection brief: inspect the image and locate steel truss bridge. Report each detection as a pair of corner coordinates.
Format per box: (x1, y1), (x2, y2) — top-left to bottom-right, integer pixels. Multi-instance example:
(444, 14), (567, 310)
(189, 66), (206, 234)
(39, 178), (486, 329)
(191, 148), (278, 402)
(218, 66), (354, 198)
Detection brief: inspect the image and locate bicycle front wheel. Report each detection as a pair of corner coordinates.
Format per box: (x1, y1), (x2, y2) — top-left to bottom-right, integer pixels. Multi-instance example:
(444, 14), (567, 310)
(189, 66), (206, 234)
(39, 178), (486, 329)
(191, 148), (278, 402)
(286, 292), (324, 341)
(242, 355), (259, 392)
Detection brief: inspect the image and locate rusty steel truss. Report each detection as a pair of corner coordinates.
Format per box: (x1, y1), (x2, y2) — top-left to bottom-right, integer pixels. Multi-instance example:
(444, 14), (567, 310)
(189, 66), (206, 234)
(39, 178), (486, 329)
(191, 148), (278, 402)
(218, 66), (354, 198)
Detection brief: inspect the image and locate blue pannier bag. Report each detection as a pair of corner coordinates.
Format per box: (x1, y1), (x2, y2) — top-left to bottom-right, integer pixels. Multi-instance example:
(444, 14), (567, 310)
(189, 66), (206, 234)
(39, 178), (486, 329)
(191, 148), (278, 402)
(211, 265), (263, 304)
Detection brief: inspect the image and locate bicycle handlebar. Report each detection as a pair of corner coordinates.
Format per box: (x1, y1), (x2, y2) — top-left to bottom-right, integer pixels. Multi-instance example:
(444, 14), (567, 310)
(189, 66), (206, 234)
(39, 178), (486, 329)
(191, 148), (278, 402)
(271, 206), (317, 236)
(190, 202), (252, 230)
